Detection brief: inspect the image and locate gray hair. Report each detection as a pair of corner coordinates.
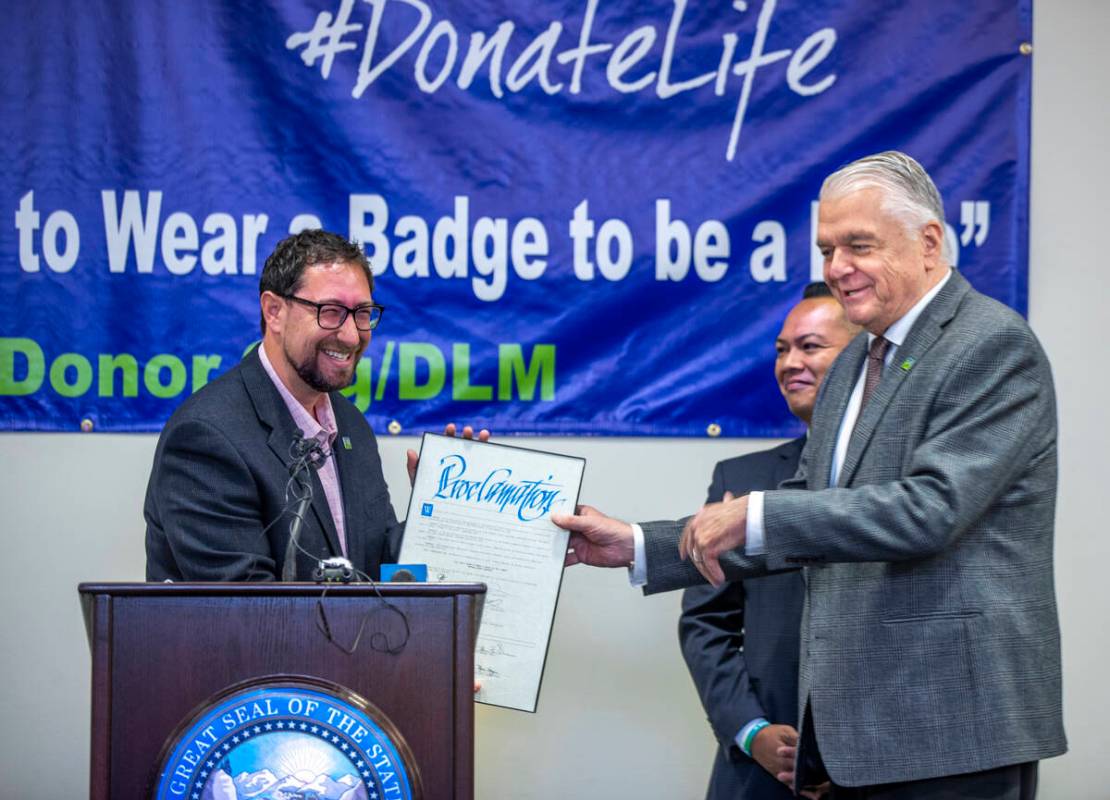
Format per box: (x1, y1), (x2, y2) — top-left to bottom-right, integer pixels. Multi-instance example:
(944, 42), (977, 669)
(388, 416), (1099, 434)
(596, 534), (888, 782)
(820, 151), (950, 262)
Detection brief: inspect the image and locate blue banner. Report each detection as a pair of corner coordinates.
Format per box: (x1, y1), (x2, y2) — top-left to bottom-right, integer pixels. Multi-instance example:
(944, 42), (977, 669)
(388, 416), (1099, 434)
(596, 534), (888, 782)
(0, 0), (1031, 436)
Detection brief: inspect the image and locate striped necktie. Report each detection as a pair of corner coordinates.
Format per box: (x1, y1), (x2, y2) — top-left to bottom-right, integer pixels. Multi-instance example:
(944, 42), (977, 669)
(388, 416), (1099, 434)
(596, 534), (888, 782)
(860, 336), (889, 410)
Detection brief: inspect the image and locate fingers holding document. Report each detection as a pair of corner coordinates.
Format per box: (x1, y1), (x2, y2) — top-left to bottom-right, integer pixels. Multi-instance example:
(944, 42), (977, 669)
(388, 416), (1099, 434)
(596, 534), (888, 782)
(680, 492), (749, 586)
(551, 505), (635, 568)
(553, 493), (750, 579)
(444, 422), (492, 442)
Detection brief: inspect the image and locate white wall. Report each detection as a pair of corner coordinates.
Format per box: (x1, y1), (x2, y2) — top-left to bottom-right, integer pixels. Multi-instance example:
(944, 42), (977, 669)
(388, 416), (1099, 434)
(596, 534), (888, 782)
(2, 2), (1108, 797)
(1026, 0), (1110, 794)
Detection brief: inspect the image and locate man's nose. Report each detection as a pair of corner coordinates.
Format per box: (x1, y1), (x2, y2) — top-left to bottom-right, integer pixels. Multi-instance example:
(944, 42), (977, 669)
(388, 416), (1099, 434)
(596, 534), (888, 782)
(825, 249), (852, 281)
(336, 313), (362, 344)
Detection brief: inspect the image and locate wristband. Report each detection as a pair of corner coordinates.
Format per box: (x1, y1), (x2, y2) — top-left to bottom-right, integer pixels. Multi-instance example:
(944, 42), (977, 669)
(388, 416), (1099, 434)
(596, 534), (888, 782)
(740, 719), (770, 756)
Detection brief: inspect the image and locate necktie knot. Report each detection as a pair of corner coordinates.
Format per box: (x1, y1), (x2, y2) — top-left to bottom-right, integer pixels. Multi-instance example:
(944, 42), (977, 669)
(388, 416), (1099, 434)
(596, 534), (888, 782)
(861, 337), (889, 409)
(868, 335), (889, 363)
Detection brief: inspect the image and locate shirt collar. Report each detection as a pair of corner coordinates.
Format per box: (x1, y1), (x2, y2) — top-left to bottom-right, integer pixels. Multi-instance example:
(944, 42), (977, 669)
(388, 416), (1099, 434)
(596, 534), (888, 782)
(869, 268), (952, 348)
(257, 343), (338, 446)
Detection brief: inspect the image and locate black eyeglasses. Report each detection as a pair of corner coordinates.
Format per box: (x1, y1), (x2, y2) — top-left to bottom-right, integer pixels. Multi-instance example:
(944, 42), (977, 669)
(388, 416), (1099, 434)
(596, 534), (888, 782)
(283, 294), (385, 331)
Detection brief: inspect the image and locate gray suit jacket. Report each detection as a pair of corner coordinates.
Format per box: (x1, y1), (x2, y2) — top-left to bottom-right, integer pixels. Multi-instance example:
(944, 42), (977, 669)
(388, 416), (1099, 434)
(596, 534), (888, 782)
(145, 347), (403, 581)
(678, 437), (805, 800)
(643, 271), (1065, 787)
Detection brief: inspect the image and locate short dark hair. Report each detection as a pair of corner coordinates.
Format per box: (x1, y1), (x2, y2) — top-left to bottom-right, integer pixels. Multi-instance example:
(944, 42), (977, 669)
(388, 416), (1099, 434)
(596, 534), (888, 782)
(802, 281), (833, 299)
(258, 230), (373, 333)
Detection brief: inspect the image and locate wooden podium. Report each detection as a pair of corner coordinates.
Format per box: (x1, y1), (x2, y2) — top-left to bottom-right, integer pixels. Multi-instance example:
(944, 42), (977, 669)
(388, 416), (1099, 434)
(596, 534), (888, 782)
(79, 582), (485, 800)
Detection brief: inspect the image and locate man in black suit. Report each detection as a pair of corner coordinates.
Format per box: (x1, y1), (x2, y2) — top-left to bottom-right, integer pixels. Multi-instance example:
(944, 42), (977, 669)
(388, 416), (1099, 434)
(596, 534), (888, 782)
(145, 229), (482, 581)
(679, 284), (857, 800)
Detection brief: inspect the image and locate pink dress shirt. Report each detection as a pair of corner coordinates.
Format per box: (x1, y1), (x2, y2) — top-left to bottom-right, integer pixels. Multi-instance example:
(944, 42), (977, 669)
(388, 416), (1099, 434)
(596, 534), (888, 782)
(258, 344), (348, 556)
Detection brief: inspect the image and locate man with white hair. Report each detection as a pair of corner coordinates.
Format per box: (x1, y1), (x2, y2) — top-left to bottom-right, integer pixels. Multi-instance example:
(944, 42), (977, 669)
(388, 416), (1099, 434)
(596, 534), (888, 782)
(555, 152), (1065, 798)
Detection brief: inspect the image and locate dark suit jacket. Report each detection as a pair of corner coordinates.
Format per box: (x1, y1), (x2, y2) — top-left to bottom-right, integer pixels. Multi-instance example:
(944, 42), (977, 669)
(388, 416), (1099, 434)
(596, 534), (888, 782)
(642, 271), (1066, 787)
(678, 437), (805, 800)
(145, 348), (403, 581)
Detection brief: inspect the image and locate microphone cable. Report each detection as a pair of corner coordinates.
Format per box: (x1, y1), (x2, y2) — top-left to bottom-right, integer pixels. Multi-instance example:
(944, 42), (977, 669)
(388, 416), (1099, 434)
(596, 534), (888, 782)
(237, 432), (414, 655)
(314, 571), (412, 657)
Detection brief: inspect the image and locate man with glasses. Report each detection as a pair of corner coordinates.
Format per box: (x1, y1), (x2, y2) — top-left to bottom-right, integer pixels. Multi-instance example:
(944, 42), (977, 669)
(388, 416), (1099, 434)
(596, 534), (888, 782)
(145, 229), (481, 581)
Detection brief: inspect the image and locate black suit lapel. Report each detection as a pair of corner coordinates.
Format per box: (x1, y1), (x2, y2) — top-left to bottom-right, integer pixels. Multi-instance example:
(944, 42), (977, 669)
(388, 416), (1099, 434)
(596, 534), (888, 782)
(837, 271), (970, 487)
(302, 444), (342, 562)
(775, 436), (807, 485)
(329, 404), (366, 572)
(241, 348), (342, 560)
(778, 437), (809, 590)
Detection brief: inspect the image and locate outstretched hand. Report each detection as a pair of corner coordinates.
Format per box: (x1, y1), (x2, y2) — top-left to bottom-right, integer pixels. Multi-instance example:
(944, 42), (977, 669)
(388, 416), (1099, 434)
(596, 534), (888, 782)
(551, 505), (635, 568)
(406, 422), (491, 485)
(678, 491), (749, 586)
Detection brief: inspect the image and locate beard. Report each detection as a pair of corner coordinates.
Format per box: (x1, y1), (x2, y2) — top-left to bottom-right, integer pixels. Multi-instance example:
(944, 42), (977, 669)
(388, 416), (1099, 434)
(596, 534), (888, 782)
(286, 340), (358, 394)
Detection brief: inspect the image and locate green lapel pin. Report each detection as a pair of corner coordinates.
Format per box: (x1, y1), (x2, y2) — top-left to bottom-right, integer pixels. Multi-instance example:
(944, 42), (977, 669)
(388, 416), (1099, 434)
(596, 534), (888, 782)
(900, 357), (916, 372)
(342, 436), (352, 450)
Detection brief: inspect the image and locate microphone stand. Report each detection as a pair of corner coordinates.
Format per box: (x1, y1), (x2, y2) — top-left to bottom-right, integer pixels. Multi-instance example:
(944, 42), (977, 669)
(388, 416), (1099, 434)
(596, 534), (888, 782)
(282, 434), (328, 582)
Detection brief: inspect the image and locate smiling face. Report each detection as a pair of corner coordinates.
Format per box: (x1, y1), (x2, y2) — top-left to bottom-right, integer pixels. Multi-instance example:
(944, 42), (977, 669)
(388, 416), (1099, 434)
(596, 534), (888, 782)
(774, 296), (858, 424)
(816, 187), (946, 335)
(261, 261), (372, 410)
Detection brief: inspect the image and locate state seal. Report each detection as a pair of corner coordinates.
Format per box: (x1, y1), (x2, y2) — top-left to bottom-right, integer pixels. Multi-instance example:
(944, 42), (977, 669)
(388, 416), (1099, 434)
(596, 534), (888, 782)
(153, 678), (420, 800)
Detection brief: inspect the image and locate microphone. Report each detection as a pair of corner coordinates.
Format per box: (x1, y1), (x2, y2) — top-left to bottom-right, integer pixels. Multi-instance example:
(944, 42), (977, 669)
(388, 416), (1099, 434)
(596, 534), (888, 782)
(313, 556), (355, 583)
(289, 432), (328, 474)
(282, 432), (330, 582)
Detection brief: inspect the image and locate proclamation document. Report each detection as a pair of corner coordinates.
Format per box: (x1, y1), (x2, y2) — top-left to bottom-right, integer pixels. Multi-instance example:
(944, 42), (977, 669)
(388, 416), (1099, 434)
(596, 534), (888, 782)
(399, 434), (585, 712)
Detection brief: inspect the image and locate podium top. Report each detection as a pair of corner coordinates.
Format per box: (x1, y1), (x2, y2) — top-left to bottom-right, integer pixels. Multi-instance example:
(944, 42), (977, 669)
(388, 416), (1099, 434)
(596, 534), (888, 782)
(78, 581), (487, 598)
(78, 582), (488, 646)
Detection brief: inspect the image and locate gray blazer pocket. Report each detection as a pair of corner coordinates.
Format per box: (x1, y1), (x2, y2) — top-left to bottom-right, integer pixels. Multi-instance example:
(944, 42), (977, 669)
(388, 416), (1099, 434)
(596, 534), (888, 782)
(881, 610), (982, 624)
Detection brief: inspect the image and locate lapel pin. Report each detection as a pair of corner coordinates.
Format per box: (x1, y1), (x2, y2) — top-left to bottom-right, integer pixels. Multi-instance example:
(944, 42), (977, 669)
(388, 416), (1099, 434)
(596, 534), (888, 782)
(342, 436), (352, 450)
(900, 357), (916, 372)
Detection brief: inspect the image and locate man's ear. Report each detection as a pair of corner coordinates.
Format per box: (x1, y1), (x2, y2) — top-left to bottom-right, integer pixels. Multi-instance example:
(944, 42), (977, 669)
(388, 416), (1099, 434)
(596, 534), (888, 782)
(260, 291), (285, 334)
(920, 219), (945, 268)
